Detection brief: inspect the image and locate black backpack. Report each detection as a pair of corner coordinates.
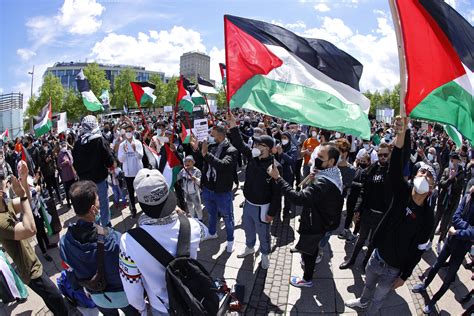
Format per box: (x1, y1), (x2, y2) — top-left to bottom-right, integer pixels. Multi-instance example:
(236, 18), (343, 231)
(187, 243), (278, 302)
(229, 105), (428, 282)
(128, 213), (219, 315)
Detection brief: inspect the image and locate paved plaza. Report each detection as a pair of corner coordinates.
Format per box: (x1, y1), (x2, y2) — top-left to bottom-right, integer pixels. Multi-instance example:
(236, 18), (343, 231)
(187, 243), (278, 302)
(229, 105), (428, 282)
(0, 172), (471, 315)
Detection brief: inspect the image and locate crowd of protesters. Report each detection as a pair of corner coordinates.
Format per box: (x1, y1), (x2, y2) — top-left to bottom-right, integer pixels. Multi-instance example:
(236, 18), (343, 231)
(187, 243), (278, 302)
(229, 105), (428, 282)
(0, 108), (471, 315)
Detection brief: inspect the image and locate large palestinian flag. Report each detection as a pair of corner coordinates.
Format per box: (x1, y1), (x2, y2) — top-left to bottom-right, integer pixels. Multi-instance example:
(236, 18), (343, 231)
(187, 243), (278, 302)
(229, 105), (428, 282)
(76, 69), (104, 112)
(33, 100), (53, 137)
(392, 0), (473, 143)
(130, 82), (157, 106)
(224, 15), (371, 139)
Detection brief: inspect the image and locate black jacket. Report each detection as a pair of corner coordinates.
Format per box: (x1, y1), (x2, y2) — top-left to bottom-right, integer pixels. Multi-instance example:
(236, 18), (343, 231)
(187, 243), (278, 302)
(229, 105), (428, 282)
(73, 137), (114, 183)
(193, 139), (237, 193)
(355, 162), (392, 216)
(229, 127), (281, 216)
(278, 176), (343, 235)
(371, 132), (434, 281)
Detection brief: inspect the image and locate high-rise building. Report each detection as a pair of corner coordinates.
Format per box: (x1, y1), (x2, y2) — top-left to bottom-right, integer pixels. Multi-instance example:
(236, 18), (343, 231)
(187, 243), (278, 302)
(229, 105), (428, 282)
(44, 62), (165, 92)
(180, 51), (210, 81)
(0, 93), (23, 138)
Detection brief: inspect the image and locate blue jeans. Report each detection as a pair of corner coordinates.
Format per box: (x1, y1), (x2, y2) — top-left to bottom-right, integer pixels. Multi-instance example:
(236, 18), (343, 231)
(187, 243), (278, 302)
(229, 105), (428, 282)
(202, 188), (234, 241)
(360, 249), (400, 315)
(96, 179), (111, 227)
(242, 201), (271, 255)
(111, 184), (126, 204)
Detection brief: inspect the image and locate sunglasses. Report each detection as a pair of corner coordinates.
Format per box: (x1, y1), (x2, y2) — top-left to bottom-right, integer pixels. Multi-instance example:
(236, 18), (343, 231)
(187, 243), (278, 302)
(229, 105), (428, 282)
(378, 153), (389, 158)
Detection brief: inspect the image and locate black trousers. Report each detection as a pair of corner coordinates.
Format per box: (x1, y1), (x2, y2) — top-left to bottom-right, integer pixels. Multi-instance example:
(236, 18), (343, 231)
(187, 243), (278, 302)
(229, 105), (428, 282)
(97, 304), (140, 316)
(125, 177), (136, 211)
(44, 175), (61, 202)
(424, 238), (469, 304)
(33, 214), (50, 253)
(302, 251), (318, 281)
(349, 211), (383, 263)
(28, 271), (68, 315)
(62, 179), (76, 206)
(295, 159), (303, 185)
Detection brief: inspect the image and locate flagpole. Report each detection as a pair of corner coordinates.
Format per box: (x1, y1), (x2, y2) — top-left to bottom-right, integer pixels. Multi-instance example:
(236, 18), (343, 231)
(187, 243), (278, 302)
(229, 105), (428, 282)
(171, 77), (181, 143)
(224, 17), (231, 114)
(389, 0), (407, 118)
(202, 93), (215, 125)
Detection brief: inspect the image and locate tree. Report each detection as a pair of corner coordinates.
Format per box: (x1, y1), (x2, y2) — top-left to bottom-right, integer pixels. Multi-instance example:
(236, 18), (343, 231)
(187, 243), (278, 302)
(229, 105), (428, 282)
(113, 68), (137, 110)
(390, 83), (401, 115)
(216, 88), (227, 109)
(149, 74), (167, 107)
(26, 73), (64, 118)
(63, 89), (86, 121)
(164, 76), (178, 106)
(83, 63), (110, 99)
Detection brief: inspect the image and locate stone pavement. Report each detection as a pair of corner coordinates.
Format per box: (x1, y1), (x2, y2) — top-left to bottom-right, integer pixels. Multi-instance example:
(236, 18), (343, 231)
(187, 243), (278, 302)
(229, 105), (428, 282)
(0, 174), (472, 315)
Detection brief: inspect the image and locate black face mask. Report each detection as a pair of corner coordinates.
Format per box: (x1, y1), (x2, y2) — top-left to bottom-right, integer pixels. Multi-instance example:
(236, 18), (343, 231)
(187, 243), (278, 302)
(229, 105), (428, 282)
(314, 157), (326, 170)
(359, 163), (368, 169)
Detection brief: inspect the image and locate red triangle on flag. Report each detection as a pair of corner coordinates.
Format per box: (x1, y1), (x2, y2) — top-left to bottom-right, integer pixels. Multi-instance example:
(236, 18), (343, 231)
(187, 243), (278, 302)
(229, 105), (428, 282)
(164, 144), (181, 168)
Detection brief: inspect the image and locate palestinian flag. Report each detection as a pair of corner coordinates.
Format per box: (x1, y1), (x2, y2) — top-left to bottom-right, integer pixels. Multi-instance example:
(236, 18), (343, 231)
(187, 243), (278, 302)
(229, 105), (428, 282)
(198, 75), (218, 94)
(392, 0), (474, 143)
(219, 63), (227, 87)
(444, 124), (463, 148)
(130, 82), (157, 106)
(76, 69), (104, 112)
(176, 76), (194, 113)
(224, 15), (371, 139)
(0, 129), (8, 141)
(161, 144), (181, 189)
(180, 121), (191, 144)
(191, 90), (206, 105)
(33, 100), (53, 137)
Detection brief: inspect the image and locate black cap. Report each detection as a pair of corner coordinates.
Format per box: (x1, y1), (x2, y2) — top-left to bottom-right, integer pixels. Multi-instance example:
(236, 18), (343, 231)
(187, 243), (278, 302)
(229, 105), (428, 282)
(253, 135), (274, 148)
(449, 152), (460, 160)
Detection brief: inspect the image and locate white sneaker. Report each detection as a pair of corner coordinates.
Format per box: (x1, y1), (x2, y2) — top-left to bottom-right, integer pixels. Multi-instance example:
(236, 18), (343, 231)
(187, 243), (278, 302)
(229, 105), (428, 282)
(436, 241), (443, 254)
(412, 283), (426, 293)
(206, 233), (218, 240)
(315, 249), (324, 264)
(226, 241), (234, 253)
(237, 247), (255, 258)
(344, 298), (368, 309)
(261, 254), (270, 270)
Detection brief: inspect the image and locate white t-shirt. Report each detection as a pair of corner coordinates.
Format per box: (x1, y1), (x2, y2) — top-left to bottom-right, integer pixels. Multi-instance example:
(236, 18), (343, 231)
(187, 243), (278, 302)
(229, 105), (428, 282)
(356, 147), (378, 164)
(117, 138), (144, 177)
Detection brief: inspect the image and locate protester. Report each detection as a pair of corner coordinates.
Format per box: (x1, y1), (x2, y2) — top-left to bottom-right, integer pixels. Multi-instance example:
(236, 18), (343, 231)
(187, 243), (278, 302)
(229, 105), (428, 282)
(177, 155), (203, 221)
(60, 181), (139, 315)
(118, 123), (144, 217)
(276, 131), (298, 218)
(56, 140), (76, 208)
(345, 117), (435, 315)
(192, 125), (237, 252)
(73, 115), (115, 227)
(0, 161), (68, 315)
(412, 185), (474, 314)
(39, 140), (62, 203)
(119, 169), (207, 314)
(228, 112), (281, 270)
(301, 127), (319, 179)
(269, 142), (343, 287)
(108, 159), (127, 209)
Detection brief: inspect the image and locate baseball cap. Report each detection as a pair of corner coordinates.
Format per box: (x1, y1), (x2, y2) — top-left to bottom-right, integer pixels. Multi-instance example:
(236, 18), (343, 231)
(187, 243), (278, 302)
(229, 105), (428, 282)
(253, 135), (275, 148)
(134, 169), (177, 218)
(418, 162), (436, 179)
(184, 155), (195, 162)
(449, 152), (460, 160)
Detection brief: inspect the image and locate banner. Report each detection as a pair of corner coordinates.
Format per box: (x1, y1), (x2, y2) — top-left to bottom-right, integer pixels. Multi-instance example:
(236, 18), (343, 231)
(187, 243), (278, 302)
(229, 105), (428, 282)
(194, 118), (209, 142)
(57, 112), (68, 134)
(164, 106), (173, 112)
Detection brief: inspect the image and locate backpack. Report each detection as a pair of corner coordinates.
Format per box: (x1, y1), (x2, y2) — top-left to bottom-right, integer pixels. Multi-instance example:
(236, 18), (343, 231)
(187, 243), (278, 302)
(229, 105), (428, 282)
(128, 213), (219, 316)
(57, 270), (96, 308)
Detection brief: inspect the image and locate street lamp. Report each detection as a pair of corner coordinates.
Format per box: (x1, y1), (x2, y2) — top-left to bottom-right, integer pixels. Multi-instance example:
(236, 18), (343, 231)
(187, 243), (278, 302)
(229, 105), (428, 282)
(28, 65), (34, 100)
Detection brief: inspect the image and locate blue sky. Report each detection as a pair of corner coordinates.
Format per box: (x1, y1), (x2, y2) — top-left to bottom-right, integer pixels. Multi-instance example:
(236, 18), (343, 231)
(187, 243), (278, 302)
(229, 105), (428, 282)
(0, 0), (472, 104)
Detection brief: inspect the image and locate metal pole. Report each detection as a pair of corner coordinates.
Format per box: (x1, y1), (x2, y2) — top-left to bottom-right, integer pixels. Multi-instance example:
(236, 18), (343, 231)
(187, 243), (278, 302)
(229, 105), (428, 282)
(28, 65), (34, 100)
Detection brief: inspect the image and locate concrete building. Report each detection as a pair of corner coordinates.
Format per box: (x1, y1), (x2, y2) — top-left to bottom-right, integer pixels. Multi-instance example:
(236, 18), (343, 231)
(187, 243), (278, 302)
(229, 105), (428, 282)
(44, 62), (165, 92)
(180, 51), (210, 81)
(0, 93), (23, 138)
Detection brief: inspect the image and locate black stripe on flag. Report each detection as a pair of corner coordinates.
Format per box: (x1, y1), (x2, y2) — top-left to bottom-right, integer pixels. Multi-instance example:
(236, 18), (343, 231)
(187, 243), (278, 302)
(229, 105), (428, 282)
(225, 15), (364, 91)
(420, 0), (474, 72)
(33, 101), (50, 125)
(198, 75), (215, 87)
(130, 82), (156, 89)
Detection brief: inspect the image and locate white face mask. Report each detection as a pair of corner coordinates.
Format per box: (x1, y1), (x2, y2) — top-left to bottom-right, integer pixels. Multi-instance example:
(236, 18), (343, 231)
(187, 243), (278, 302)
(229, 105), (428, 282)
(311, 131), (317, 138)
(427, 153), (435, 162)
(156, 128), (162, 136)
(413, 176), (430, 194)
(363, 144), (370, 150)
(208, 136), (215, 144)
(125, 132), (133, 139)
(160, 136), (170, 143)
(335, 132), (341, 139)
(282, 139), (289, 145)
(251, 147), (261, 158)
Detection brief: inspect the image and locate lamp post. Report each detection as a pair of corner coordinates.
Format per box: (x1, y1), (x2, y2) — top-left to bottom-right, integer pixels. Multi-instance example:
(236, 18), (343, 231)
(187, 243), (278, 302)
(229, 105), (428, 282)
(28, 65), (34, 132)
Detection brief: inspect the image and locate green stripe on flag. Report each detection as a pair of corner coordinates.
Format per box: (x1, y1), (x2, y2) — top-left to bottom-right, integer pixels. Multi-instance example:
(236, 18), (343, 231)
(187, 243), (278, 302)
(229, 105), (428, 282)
(82, 93), (104, 112)
(410, 81), (473, 143)
(230, 75), (371, 139)
(179, 99), (194, 113)
(444, 125), (463, 148)
(34, 120), (52, 137)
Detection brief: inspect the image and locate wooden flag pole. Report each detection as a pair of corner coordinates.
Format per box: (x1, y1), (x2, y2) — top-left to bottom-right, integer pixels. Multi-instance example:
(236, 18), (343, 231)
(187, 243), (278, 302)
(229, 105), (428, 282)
(389, 0), (407, 118)
(203, 94), (215, 125)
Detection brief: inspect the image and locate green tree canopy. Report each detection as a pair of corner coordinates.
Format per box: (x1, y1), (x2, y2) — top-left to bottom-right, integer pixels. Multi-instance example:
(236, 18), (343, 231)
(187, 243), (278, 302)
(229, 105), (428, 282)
(63, 89), (87, 121)
(26, 73), (64, 118)
(83, 63), (110, 99)
(164, 76), (178, 106)
(216, 88), (227, 109)
(149, 74), (166, 108)
(113, 68), (137, 110)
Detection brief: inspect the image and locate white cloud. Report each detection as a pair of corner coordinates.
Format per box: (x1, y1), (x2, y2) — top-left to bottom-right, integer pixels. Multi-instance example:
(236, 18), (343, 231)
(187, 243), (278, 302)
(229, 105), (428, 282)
(314, 3), (330, 12)
(57, 0), (105, 35)
(301, 17), (354, 43)
(468, 9), (474, 23)
(209, 47), (226, 86)
(16, 48), (37, 61)
(91, 26), (206, 77)
(270, 20), (307, 30)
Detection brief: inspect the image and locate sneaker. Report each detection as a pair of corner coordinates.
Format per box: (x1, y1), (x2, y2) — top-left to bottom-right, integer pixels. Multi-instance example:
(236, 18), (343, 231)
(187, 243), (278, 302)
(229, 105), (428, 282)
(226, 241), (234, 253)
(261, 254), (270, 270)
(412, 283), (426, 293)
(339, 259), (355, 270)
(289, 276), (313, 288)
(344, 298), (368, 309)
(422, 304), (433, 314)
(206, 233), (219, 241)
(346, 232), (357, 242)
(237, 247), (255, 258)
(338, 229), (349, 239)
(315, 249), (324, 264)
